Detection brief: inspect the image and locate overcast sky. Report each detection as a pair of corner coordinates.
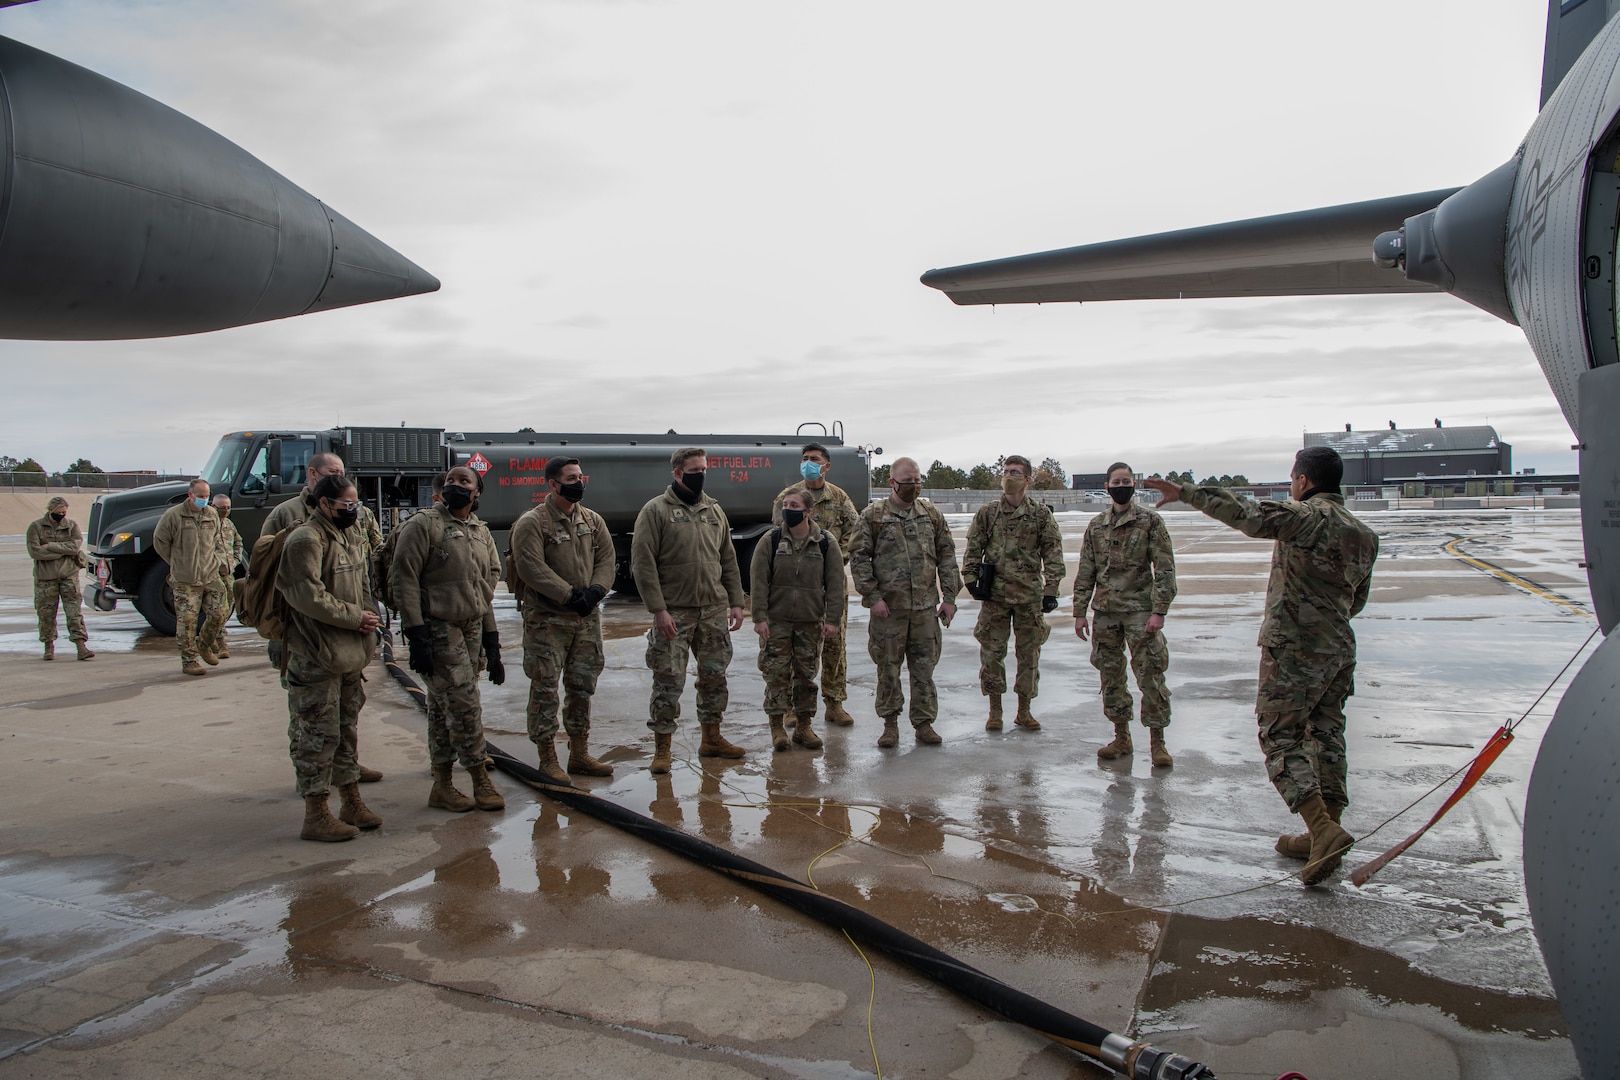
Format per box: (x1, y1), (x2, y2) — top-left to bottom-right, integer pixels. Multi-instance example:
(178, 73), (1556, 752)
(0, 0), (1570, 481)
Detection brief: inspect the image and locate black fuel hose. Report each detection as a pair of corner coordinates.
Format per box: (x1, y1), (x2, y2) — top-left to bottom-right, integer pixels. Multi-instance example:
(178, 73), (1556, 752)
(379, 635), (1216, 1080)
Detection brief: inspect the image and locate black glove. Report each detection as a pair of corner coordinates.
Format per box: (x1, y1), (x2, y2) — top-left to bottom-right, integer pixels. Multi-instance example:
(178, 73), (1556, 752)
(482, 630), (505, 685)
(582, 584), (607, 612)
(233, 562), (248, 580)
(565, 586), (591, 616)
(1041, 595), (1059, 614)
(403, 624), (434, 675)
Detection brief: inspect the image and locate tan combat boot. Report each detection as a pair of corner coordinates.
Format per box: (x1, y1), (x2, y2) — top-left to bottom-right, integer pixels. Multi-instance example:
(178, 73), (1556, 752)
(467, 762), (505, 811)
(698, 722), (745, 759)
(42, 642), (54, 661)
(1014, 694), (1041, 731)
(355, 764), (384, 783)
(877, 716), (900, 749)
(216, 643), (230, 659)
(985, 695), (1003, 731)
(535, 737), (570, 784)
(567, 733), (614, 777)
(183, 660), (207, 676)
(914, 722), (943, 746)
(428, 762), (475, 813)
(1277, 803), (1342, 860)
(824, 701), (855, 726)
(200, 647), (220, 666)
(75, 641), (95, 661)
(649, 732), (674, 774)
(768, 715), (790, 752)
(793, 715), (823, 749)
(1298, 794), (1355, 886)
(1149, 729), (1173, 767)
(1097, 723), (1133, 759)
(337, 782), (382, 829)
(301, 792), (360, 842)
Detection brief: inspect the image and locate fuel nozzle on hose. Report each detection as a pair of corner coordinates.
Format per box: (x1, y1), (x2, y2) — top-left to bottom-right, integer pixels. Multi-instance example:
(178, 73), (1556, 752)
(1101, 1034), (1218, 1079)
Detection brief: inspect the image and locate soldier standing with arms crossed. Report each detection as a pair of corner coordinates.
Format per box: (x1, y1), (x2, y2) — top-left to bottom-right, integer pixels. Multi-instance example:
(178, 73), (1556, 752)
(28, 496), (93, 661)
(509, 456), (616, 784)
(276, 474), (382, 842)
(1074, 463), (1178, 766)
(962, 455), (1064, 732)
(632, 447), (748, 774)
(771, 442), (860, 726)
(849, 456), (961, 748)
(752, 489), (844, 752)
(393, 466), (507, 814)
(152, 478), (228, 676)
(1144, 446), (1378, 886)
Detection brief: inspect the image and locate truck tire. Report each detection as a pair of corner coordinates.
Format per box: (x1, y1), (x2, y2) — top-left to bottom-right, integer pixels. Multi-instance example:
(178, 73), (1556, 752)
(133, 560), (179, 636)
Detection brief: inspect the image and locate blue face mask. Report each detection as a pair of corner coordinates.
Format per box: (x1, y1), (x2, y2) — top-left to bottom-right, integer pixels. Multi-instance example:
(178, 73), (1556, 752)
(192, 497), (209, 509)
(800, 461), (822, 482)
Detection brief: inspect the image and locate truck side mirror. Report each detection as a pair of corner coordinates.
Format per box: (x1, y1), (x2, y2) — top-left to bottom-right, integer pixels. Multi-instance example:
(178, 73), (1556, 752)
(266, 438), (283, 486)
(268, 476), (282, 494)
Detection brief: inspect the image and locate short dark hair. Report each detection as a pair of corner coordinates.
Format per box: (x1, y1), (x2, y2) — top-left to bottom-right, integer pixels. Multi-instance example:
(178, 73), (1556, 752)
(801, 442), (829, 462)
(671, 447), (706, 471)
(1294, 447), (1344, 491)
(312, 473), (355, 503)
(1106, 462), (1133, 479)
(1003, 454), (1032, 474)
(545, 457), (581, 482)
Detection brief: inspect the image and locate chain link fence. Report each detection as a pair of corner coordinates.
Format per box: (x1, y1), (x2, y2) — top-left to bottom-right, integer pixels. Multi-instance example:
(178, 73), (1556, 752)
(0, 471), (193, 491)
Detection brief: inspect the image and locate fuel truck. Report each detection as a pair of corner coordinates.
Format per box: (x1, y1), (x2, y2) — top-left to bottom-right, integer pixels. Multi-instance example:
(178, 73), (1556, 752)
(84, 425), (871, 635)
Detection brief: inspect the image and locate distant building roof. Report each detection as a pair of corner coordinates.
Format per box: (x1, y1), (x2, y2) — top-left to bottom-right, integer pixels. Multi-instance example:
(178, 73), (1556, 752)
(1305, 426), (1503, 454)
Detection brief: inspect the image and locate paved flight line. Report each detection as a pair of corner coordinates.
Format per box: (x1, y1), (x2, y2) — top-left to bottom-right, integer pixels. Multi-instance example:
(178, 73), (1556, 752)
(1442, 537), (1592, 618)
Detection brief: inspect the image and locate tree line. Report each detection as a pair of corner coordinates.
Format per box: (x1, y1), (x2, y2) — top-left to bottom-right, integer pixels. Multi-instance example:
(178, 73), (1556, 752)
(1, 455), (108, 487)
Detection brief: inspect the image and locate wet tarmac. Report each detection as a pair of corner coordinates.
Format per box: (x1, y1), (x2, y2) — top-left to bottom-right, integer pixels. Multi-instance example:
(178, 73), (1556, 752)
(0, 509), (1593, 1079)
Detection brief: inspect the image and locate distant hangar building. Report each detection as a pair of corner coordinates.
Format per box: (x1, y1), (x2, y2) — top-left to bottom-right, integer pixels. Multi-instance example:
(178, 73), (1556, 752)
(1304, 424), (1511, 486)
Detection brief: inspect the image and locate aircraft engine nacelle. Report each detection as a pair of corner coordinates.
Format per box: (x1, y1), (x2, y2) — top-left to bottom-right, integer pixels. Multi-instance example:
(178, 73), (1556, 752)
(0, 35), (439, 340)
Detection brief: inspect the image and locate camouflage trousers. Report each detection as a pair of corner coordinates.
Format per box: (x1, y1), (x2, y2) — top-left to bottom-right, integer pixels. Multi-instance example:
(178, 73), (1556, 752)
(973, 599), (1050, 697)
(645, 604), (732, 733)
(757, 620), (823, 718)
(211, 571), (236, 653)
(423, 615), (489, 769)
(283, 649), (364, 796)
(1255, 644), (1355, 811)
(1091, 611), (1171, 728)
(34, 577), (87, 643)
(867, 607), (941, 726)
(523, 611), (605, 743)
(174, 582), (229, 665)
(821, 601), (848, 704)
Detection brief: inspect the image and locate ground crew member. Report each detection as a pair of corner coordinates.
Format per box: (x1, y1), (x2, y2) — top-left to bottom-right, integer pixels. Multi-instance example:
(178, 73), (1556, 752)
(1074, 463), (1178, 765)
(509, 456), (615, 783)
(849, 456), (960, 748)
(276, 474), (382, 842)
(631, 447), (747, 774)
(152, 478), (228, 676)
(211, 494), (245, 659)
(771, 442), (860, 726)
(1144, 446), (1378, 886)
(752, 488), (844, 752)
(393, 466), (507, 813)
(963, 455), (1063, 733)
(27, 495), (93, 661)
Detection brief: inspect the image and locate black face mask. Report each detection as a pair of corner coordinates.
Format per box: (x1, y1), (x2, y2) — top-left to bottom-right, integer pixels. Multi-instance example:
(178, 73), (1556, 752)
(50, 512), (66, 523)
(680, 470), (705, 495)
(332, 507), (359, 530)
(558, 480), (586, 503)
(1109, 485), (1135, 505)
(442, 485), (474, 511)
(782, 507), (807, 528)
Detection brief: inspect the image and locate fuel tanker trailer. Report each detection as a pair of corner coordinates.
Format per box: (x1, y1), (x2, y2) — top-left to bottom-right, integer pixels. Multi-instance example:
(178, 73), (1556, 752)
(83, 424), (870, 635)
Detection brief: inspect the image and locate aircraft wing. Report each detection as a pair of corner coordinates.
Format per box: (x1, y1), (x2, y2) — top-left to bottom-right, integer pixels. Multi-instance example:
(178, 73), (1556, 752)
(919, 189), (1459, 306)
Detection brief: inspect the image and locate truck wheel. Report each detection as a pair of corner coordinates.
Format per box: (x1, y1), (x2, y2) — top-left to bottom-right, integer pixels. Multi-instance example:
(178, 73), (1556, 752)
(134, 560), (179, 636)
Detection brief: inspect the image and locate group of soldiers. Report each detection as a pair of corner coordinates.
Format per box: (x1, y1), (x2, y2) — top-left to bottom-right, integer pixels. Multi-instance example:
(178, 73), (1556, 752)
(27, 439), (1378, 884)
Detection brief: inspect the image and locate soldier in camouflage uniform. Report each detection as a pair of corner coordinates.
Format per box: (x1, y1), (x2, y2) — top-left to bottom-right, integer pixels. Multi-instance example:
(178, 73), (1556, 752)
(152, 479), (228, 676)
(849, 456), (961, 749)
(1145, 446), (1378, 886)
(1073, 463), (1178, 765)
(631, 447), (748, 774)
(276, 474), (382, 842)
(395, 466), (507, 813)
(771, 442), (860, 726)
(752, 489), (845, 752)
(27, 496), (93, 661)
(210, 494), (245, 659)
(963, 455), (1064, 733)
(509, 456), (616, 783)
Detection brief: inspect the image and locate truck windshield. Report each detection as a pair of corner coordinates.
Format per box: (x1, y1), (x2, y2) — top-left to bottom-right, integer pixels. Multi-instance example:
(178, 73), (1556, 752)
(200, 436), (256, 490)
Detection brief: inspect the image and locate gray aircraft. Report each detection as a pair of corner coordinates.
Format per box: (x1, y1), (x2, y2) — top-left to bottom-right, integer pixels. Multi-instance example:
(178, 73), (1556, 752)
(0, 1), (437, 339)
(922, 3), (1619, 1075)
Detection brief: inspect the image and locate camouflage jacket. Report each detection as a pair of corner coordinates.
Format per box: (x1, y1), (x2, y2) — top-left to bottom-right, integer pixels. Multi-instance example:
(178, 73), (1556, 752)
(509, 497), (615, 618)
(219, 517), (245, 572)
(152, 501), (225, 587)
(771, 480), (861, 558)
(278, 510), (376, 674)
(749, 523), (845, 625)
(1072, 502), (1177, 615)
(26, 514), (86, 581)
(850, 496), (961, 611)
(630, 487), (745, 613)
(389, 505), (499, 632)
(263, 488), (382, 555)
(962, 496), (1064, 606)
(1182, 486), (1378, 652)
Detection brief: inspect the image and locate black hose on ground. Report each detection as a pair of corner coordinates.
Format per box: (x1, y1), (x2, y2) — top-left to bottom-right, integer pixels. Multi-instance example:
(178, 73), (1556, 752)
(379, 635), (1216, 1080)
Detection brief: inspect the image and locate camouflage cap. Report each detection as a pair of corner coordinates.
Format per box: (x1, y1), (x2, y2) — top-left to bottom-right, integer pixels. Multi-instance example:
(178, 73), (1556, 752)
(47, 496), (69, 510)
